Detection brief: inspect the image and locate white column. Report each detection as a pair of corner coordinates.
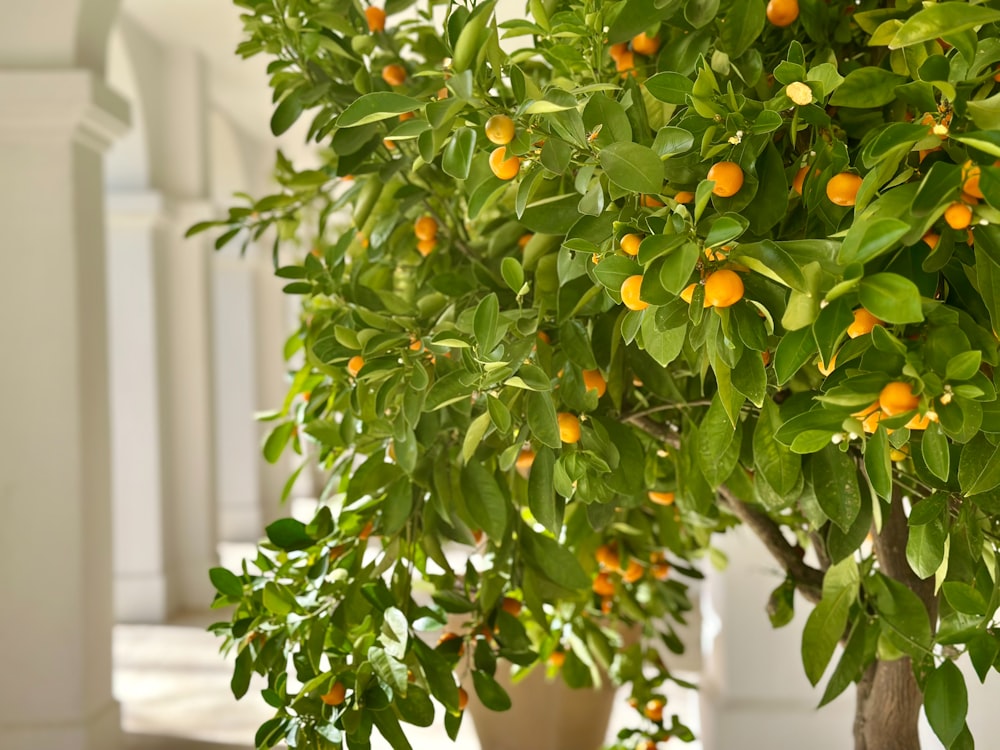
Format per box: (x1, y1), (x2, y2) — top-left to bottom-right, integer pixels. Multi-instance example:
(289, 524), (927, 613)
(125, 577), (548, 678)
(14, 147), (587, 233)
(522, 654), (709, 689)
(155, 198), (219, 609)
(0, 70), (128, 750)
(106, 190), (171, 622)
(699, 527), (853, 750)
(212, 252), (264, 540)
(150, 47), (220, 610)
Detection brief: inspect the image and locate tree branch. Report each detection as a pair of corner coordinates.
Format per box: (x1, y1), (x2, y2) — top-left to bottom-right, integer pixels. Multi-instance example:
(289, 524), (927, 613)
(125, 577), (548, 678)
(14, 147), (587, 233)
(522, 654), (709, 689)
(625, 414), (825, 603)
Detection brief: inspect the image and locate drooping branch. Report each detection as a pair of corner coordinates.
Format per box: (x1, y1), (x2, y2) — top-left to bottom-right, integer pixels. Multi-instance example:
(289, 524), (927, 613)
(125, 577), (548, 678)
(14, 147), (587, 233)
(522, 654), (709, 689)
(625, 413), (825, 603)
(715, 486), (824, 604)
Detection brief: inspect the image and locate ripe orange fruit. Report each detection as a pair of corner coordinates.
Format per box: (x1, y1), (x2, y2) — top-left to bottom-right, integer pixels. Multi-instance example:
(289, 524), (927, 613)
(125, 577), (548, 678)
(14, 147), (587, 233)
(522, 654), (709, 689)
(826, 172), (863, 207)
(347, 355), (365, 377)
(501, 597), (522, 617)
(592, 571), (616, 596)
(365, 6), (386, 32)
(766, 0), (799, 26)
(518, 233), (533, 249)
(680, 283), (697, 304)
(536, 330), (551, 345)
(905, 413), (932, 430)
(817, 352), (837, 377)
(485, 114), (516, 145)
(600, 596), (613, 615)
(644, 697), (666, 722)
(515, 449), (535, 479)
(637, 740), (657, 750)
(321, 681), (347, 706)
(489, 147), (520, 180)
(922, 232), (940, 250)
(641, 195), (664, 207)
(437, 631), (465, 657)
(457, 686), (469, 712)
(416, 239), (436, 257)
(674, 190), (695, 204)
(381, 63), (406, 86)
(414, 215), (438, 240)
(622, 559), (644, 583)
(358, 520), (374, 540)
(652, 561), (671, 581)
(621, 275), (649, 311)
(944, 202), (972, 230)
(615, 50), (636, 77)
(558, 412), (582, 443)
(632, 32), (660, 56)
(648, 491), (675, 506)
(879, 381), (919, 416)
(847, 308), (881, 338)
(792, 165), (809, 195)
(548, 651), (566, 668)
(621, 233), (643, 257)
(963, 162), (983, 199)
(399, 110), (415, 122)
(582, 369), (607, 398)
(703, 269), (744, 308)
(609, 42), (629, 61)
(707, 161), (744, 197)
(596, 543), (621, 571)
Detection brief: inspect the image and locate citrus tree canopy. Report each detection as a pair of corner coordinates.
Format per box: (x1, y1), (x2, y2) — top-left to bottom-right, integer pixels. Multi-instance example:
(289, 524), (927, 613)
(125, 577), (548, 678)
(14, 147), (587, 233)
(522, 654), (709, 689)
(196, 1), (1000, 749)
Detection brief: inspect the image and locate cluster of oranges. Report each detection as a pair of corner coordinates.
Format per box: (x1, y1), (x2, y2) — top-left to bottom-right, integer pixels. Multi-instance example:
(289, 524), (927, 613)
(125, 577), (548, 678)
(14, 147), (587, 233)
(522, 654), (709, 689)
(414, 215), (438, 257)
(609, 31), (661, 77)
(592, 544), (671, 612)
(485, 114), (520, 180)
(853, 381), (935, 433)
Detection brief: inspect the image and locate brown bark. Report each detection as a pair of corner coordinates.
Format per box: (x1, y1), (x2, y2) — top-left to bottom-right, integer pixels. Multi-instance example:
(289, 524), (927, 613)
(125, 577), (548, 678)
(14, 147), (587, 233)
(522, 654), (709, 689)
(854, 494), (938, 750)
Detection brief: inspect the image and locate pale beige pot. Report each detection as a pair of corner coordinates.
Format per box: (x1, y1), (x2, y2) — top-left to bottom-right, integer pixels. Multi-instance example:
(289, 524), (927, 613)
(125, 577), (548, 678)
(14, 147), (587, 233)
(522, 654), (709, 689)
(465, 660), (619, 750)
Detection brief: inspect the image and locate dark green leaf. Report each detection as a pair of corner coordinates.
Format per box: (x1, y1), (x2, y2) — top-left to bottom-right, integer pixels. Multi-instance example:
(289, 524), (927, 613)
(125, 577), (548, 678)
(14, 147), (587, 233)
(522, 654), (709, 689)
(461, 461), (510, 541)
(266, 518), (312, 550)
(958, 433), (1000, 496)
(209, 567), (243, 598)
(527, 390), (562, 448)
(828, 67), (906, 108)
(924, 660), (968, 749)
(442, 127), (477, 180)
(890, 5), (1000, 49)
(528, 446), (559, 534)
(471, 670), (512, 711)
(858, 273), (923, 325)
(598, 142), (663, 194)
(810, 444), (862, 532)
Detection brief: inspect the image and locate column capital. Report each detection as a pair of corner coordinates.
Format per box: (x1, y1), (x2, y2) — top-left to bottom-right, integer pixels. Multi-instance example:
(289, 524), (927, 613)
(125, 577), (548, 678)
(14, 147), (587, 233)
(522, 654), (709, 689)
(0, 70), (129, 151)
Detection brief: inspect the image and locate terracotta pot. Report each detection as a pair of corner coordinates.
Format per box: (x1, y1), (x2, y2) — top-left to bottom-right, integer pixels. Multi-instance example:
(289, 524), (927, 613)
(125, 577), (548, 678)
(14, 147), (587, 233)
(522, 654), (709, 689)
(465, 660), (619, 750)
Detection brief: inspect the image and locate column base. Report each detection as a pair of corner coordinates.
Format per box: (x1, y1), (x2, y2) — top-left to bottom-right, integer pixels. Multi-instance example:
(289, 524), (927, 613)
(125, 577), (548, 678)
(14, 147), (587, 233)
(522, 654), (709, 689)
(0, 700), (120, 750)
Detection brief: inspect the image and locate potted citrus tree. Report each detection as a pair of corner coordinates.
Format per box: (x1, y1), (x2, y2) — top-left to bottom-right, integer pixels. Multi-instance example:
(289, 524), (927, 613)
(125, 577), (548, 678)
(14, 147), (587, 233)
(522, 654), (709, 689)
(198, 0), (1000, 748)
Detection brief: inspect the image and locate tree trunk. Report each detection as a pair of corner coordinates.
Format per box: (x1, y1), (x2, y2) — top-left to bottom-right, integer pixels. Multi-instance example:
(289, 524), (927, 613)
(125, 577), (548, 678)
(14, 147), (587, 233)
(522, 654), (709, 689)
(853, 493), (938, 750)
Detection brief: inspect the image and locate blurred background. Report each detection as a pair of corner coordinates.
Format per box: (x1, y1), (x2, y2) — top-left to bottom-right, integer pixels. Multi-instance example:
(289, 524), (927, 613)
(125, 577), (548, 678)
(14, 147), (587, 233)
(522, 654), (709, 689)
(3, 2), (991, 749)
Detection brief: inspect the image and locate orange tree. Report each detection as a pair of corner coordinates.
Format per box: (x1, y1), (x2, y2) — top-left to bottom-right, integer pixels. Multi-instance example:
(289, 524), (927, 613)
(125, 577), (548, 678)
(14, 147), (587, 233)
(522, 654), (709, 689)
(195, 1), (1000, 748)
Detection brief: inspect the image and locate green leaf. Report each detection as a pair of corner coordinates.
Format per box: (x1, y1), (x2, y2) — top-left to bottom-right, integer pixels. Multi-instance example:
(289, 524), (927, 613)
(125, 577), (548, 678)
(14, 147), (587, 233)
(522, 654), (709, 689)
(828, 67), (906, 108)
(865, 426), (892, 501)
(967, 93), (1000, 131)
(559, 320), (598, 370)
(753, 400), (802, 496)
(232, 648), (252, 699)
(696, 394), (741, 489)
(819, 619), (872, 707)
(442, 127), (477, 180)
(338, 93), (425, 127)
(474, 293), (500, 352)
(460, 461), (510, 541)
(906, 516), (946, 580)
(598, 142), (663, 194)
(717, 0), (764, 58)
(471, 670), (512, 711)
(890, 4), (1000, 49)
(838, 218), (909, 265)
(642, 311), (685, 367)
(958, 433), (1000, 496)
(501, 257), (524, 294)
(263, 581), (296, 616)
(773, 326), (816, 385)
(968, 632), (1000, 683)
(645, 72), (694, 105)
(704, 214), (748, 247)
(593, 256), (640, 291)
(801, 577), (855, 685)
(941, 582), (988, 617)
(369, 646), (409, 695)
(527, 390), (561, 448)
(528, 446), (559, 534)
(263, 422), (295, 463)
(271, 93), (303, 136)
(810, 444), (862, 532)
(730, 241), (806, 291)
(519, 525), (590, 590)
(924, 660), (968, 749)
(266, 518), (313, 550)
(946, 351), (982, 382)
(372, 707), (415, 750)
(922, 423), (951, 482)
(209, 567), (243, 598)
(871, 573), (932, 657)
(858, 273), (923, 324)
(462, 412), (492, 464)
